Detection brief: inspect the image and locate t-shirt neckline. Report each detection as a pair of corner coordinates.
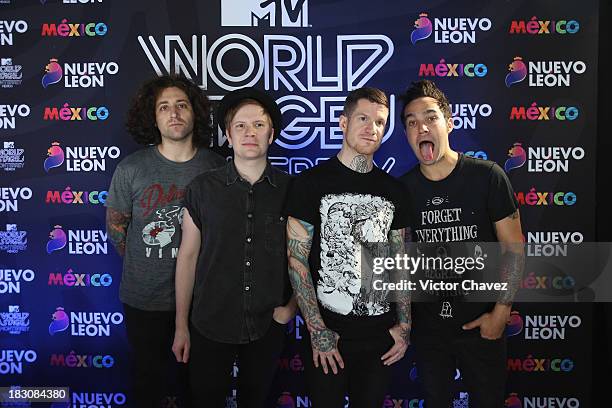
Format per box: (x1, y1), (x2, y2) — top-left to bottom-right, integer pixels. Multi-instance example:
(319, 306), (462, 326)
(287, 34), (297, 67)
(418, 153), (464, 184)
(153, 145), (200, 167)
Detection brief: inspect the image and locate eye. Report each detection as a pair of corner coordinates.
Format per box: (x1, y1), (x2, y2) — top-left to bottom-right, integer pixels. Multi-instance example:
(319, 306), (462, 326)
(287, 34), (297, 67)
(358, 115), (367, 122)
(255, 122), (265, 128)
(376, 120), (385, 127)
(427, 116), (438, 122)
(234, 123), (244, 129)
(178, 103), (188, 109)
(159, 105), (168, 112)
(407, 120), (416, 127)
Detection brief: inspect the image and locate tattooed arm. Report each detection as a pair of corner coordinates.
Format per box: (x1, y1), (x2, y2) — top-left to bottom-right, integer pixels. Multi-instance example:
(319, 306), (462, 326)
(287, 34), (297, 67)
(494, 209), (525, 305)
(381, 228), (410, 365)
(463, 209), (525, 339)
(106, 207), (131, 257)
(287, 216), (344, 374)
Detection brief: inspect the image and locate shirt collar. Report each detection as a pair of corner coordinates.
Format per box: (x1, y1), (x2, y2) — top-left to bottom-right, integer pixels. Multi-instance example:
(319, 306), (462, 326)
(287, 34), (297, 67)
(225, 160), (277, 187)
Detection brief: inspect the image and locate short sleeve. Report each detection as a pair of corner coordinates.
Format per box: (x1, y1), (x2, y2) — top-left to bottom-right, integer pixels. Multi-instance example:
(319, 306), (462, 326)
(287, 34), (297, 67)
(390, 181), (413, 230)
(284, 175), (317, 225)
(105, 163), (133, 213)
(184, 179), (203, 230)
(487, 163), (519, 222)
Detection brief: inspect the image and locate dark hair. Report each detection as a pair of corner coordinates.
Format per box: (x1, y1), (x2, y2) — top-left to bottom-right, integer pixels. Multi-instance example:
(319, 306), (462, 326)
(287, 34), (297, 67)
(399, 80), (452, 127)
(125, 74), (212, 146)
(342, 87), (389, 118)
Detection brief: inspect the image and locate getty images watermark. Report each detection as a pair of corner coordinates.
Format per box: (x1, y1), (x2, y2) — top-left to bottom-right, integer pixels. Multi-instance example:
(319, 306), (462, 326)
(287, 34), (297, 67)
(361, 242), (612, 302)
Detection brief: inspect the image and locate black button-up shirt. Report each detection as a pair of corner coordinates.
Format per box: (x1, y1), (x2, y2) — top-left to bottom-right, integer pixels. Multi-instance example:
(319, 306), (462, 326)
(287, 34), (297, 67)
(184, 161), (292, 344)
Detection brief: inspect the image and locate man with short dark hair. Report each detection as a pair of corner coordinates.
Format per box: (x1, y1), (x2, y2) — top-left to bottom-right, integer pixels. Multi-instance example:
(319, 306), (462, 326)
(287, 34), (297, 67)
(173, 87), (296, 407)
(399, 79), (524, 407)
(105, 74), (225, 408)
(285, 87), (412, 407)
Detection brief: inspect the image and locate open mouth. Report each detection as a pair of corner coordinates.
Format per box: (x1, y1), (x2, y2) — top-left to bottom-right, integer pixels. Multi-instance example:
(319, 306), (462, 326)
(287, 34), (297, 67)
(419, 140), (435, 161)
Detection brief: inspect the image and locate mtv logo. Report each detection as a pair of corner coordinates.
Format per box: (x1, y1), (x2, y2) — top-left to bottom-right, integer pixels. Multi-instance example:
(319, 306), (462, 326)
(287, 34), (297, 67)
(9, 305), (19, 312)
(221, 0), (308, 27)
(4, 141), (15, 148)
(1, 58), (12, 65)
(6, 224), (17, 231)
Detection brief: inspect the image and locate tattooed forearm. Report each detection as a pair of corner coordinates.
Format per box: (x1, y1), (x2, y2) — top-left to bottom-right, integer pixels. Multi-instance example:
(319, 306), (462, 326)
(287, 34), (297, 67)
(287, 216), (337, 351)
(497, 248), (525, 305)
(389, 229), (412, 327)
(349, 155), (372, 173)
(495, 210), (524, 305)
(106, 207), (131, 257)
(399, 325), (410, 344)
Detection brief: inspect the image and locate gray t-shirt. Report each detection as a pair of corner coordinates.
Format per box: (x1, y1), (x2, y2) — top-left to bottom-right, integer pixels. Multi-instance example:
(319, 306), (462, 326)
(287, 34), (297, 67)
(105, 146), (225, 311)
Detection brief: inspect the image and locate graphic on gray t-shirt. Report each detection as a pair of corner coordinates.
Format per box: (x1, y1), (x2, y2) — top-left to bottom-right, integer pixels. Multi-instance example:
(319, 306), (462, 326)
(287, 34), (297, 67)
(105, 146), (225, 311)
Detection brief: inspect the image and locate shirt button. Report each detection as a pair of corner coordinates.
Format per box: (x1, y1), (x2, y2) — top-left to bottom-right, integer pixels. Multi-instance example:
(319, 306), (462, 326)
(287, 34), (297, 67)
(246, 237), (252, 243)
(247, 213), (253, 219)
(279, 216), (284, 221)
(245, 286), (250, 291)
(248, 189), (253, 194)
(246, 261), (251, 266)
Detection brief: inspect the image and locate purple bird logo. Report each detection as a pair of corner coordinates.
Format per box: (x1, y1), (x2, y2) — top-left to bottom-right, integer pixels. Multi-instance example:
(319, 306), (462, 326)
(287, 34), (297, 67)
(505, 56), (527, 87)
(42, 58), (63, 88)
(504, 143), (527, 173)
(46, 225), (67, 254)
(44, 142), (64, 173)
(411, 12), (433, 45)
(49, 307), (69, 335)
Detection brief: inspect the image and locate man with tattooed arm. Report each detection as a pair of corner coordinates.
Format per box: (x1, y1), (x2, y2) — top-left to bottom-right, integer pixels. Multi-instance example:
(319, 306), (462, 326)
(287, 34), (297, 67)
(105, 75), (225, 408)
(399, 80), (524, 407)
(285, 87), (412, 407)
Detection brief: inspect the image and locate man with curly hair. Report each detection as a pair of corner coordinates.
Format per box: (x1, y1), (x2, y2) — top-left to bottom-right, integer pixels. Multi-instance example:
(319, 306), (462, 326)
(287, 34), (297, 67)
(105, 74), (225, 408)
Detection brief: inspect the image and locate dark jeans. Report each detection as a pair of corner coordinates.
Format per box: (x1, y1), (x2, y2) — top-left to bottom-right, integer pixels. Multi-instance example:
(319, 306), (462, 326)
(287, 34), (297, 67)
(123, 303), (190, 408)
(414, 335), (507, 408)
(303, 328), (394, 408)
(189, 320), (286, 408)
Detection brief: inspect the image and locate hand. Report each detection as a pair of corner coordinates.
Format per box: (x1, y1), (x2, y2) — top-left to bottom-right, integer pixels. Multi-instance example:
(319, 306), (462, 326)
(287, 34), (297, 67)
(172, 327), (190, 363)
(381, 323), (410, 366)
(273, 305), (296, 325)
(311, 328), (344, 374)
(462, 305), (511, 340)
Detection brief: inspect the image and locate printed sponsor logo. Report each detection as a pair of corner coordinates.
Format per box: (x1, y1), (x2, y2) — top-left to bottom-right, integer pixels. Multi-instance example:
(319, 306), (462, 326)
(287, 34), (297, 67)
(221, 0), (308, 27)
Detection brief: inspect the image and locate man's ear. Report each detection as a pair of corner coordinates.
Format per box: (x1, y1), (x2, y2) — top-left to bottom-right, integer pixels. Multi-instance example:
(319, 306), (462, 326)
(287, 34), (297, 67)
(268, 129), (274, 146)
(339, 114), (348, 133)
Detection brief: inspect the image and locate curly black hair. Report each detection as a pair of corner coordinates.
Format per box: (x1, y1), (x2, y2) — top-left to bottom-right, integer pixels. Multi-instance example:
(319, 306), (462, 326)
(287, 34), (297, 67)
(125, 74), (212, 146)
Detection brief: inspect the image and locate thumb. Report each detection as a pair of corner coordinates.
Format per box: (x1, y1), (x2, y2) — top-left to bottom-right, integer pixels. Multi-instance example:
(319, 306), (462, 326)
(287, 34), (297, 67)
(462, 317), (482, 330)
(182, 344), (190, 363)
(172, 344), (181, 362)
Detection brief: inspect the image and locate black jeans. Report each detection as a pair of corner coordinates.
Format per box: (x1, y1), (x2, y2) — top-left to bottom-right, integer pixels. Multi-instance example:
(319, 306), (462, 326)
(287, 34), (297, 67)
(303, 328), (394, 408)
(189, 320), (286, 408)
(123, 303), (190, 408)
(414, 335), (507, 408)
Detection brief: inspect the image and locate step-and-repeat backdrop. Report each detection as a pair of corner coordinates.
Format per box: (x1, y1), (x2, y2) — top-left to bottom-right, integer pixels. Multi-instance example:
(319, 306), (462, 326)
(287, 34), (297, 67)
(1, 0), (598, 407)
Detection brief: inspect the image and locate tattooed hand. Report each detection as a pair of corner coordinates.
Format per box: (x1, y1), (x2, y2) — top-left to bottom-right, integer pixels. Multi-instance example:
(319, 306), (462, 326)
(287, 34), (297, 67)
(381, 323), (410, 366)
(311, 327), (344, 374)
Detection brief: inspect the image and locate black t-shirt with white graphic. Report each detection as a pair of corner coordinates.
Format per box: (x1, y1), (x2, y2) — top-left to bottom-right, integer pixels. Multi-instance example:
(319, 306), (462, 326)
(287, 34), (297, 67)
(285, 156), (412, 339)
(399, 153), (518, 339)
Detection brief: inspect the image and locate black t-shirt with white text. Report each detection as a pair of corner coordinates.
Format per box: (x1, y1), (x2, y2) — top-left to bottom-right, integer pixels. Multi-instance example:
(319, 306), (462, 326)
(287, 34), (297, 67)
(399, 154), (518, 338)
